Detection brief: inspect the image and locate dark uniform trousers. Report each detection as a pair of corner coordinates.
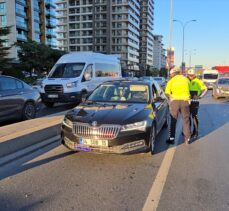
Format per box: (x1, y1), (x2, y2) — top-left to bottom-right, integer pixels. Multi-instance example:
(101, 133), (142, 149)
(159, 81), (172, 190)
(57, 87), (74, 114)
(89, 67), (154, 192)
(169, 100), (190, 140)
(190, 100), (200, 135)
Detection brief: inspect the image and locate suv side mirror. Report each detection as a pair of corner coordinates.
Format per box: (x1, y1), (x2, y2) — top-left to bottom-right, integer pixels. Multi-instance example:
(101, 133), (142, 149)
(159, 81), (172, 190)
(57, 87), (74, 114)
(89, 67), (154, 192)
(154, 96), (164, 102)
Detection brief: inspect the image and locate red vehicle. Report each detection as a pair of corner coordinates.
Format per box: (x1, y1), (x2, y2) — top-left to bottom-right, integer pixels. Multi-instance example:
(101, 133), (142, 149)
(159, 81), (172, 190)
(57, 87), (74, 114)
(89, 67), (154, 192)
(215, 66), (229, 77)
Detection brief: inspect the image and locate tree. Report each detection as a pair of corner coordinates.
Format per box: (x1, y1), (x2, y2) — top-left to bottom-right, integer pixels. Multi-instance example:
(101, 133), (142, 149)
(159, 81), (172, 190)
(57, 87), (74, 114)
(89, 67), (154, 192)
(0, 26), (13, 73)
(17, 40), (65, 77)
(159, 68), (168, 78)
(146, 66), (160, 76)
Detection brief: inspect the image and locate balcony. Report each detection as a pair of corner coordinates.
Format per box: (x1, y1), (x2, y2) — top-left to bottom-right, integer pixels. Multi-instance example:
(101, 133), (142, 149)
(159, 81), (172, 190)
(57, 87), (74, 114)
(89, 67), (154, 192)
(45, 10), (56, 18)
(46, 31), (57, 38)
(45, 0), (56, 9)
(46, 40), (57, 47)
(17, 33), (28, 42)
(16, 0), (27, 7)
(16, 21), (28, 31)
(46, 21), (56, 28)
(16, 9), (27, 18)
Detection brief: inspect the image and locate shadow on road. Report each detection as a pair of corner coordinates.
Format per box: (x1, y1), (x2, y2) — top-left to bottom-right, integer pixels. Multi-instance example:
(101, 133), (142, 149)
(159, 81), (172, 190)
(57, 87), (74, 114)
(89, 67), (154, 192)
(0, 142), (76, 181)
(177, 100), (229, 146)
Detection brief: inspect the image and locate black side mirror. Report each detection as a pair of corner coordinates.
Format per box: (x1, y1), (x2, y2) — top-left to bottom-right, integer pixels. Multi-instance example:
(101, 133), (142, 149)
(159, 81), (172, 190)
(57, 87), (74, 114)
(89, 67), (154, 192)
(154, 96), (164, 102)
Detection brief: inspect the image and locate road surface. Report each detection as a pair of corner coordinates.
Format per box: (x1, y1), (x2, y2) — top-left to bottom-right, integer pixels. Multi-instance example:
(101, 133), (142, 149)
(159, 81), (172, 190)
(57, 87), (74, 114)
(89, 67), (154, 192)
(0, 92), (228, 211)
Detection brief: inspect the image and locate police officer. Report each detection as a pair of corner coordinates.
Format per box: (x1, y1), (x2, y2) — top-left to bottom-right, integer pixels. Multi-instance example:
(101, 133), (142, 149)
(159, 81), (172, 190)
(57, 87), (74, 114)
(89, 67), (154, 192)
(187, 69), (207, 138)
(165, 68), (191, 145)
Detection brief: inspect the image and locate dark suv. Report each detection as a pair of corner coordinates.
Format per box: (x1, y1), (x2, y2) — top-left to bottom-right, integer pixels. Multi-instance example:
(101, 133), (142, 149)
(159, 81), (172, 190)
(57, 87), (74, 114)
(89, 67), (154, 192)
(0, 75), (41, 122)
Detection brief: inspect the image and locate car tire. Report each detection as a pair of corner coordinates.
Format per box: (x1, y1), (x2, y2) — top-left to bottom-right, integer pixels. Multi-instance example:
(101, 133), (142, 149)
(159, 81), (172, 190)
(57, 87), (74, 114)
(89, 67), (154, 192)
(22, 102), (36, 120)
(148, 125), (156, 155)
(44, 102), (54, 108)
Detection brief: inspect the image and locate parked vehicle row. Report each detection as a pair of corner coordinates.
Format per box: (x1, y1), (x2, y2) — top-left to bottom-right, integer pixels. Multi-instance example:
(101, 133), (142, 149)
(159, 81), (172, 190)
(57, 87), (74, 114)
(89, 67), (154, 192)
(0, 52), (169, 156)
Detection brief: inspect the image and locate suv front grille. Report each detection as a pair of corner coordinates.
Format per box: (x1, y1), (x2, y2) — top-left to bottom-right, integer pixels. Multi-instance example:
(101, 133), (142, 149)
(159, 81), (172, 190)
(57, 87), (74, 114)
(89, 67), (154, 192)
(44, 84), (63, 93)
(73, 123), (121, 140)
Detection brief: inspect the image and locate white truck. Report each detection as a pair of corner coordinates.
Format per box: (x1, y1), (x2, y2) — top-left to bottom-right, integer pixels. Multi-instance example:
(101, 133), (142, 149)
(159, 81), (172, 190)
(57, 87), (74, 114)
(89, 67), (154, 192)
(39, 52), (122, 107)
(202, 69), (219, 89)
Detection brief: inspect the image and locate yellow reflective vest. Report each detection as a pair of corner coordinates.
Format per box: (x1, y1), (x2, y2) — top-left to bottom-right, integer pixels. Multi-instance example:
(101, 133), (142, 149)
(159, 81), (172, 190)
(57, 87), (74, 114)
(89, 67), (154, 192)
(189, 77), (207, 96)
(165, 75), (190, 101)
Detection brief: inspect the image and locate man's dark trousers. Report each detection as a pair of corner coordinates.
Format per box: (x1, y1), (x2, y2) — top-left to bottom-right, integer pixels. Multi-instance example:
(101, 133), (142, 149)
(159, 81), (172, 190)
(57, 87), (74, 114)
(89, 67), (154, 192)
(169, 100), (191, 141)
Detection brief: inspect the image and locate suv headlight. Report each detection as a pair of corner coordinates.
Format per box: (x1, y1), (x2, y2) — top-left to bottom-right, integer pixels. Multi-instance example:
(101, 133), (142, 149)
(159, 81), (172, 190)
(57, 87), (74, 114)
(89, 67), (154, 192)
(63, 117), (73, 128)
(66, 81), (78, 88)
(121, 121), (147, 132)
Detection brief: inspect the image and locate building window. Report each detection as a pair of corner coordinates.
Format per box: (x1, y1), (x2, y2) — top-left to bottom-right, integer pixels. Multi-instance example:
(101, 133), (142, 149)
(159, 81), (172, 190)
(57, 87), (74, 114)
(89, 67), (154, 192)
(95, 63), (120, 77)
(0, 3), (6, 13)
(0, 15), (7, 26)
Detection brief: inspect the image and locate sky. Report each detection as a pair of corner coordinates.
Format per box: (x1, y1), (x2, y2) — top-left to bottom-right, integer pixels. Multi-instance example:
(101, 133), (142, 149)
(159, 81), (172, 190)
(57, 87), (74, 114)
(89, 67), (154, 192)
(154, 0), (229, 68)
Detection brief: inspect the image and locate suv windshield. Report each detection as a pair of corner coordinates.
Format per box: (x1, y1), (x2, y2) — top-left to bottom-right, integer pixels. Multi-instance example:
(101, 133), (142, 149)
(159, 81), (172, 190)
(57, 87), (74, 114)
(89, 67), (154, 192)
(88, 83), (150, 103)
(203, 74), (218, 79)
(49, 63), (85, 78)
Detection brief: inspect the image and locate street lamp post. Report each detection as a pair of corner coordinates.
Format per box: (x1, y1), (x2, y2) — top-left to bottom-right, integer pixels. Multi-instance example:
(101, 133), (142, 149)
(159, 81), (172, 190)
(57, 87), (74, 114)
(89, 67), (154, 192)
(189, 49), (196, 68)
(173, 19), (196, 72)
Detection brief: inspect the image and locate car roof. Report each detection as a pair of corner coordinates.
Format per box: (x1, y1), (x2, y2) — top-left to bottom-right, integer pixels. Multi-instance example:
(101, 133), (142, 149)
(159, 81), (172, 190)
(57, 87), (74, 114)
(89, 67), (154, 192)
(0, 75), (17, 80)
(0, 75), (28, 84)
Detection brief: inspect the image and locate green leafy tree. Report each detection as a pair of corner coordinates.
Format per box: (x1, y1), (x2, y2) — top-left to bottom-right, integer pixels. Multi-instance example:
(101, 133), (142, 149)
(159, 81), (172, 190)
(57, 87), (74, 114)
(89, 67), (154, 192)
(0, 26), (13, 73)
(17, 40), (65, 77)
(159, 68), (168, 78)
(146, 66), (160, 76)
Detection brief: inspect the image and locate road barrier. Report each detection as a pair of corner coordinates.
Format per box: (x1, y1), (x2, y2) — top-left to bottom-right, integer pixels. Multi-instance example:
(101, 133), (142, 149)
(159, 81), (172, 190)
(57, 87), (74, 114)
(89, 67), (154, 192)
(0, 111), (66, 166)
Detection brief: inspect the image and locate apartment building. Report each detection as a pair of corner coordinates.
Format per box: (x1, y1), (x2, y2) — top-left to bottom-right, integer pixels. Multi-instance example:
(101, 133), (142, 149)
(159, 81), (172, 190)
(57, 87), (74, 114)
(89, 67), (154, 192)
(56, 0), (153, 70)
(0, 0), (57, 60)
(139, 0), (154, 69)
(153, 35), (166, 70)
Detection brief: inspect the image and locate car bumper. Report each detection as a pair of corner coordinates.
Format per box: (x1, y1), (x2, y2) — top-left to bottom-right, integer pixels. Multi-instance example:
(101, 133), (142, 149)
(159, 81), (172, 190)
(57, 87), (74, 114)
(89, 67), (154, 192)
(61, 124), (150, 154)
(41, 92), (81, 103)
(216, 91), (229, 98)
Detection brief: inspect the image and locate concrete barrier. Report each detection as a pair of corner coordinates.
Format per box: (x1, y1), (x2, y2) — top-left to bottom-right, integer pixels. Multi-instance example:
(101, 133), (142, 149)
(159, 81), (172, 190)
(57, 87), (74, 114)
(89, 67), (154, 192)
(0, 112), (66, 164)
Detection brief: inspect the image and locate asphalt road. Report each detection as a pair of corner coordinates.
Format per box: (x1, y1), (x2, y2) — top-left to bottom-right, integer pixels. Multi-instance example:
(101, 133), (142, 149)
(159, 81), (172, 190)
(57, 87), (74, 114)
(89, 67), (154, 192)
(0, 92), (229, 211)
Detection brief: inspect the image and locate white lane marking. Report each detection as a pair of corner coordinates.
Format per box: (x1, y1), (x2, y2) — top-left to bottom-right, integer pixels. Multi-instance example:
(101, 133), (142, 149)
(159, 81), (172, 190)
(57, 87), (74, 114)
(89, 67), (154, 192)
(142, 118), (182, 211)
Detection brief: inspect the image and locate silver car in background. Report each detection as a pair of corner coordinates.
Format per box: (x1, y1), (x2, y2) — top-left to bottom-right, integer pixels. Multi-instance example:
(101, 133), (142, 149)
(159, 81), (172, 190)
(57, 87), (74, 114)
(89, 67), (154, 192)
(212, 77), (229, 99)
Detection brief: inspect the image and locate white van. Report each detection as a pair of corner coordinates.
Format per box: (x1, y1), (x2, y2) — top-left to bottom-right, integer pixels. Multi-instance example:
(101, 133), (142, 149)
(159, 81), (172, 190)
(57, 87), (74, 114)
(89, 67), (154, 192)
(202, 69), (219, 89)
(39, 52), (122, 107)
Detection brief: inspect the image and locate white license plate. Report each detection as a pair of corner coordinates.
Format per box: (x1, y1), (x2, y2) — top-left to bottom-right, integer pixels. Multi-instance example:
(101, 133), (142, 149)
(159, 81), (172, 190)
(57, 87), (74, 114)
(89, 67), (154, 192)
(82, 138), (108, 147)
(48, 94), (58, 98)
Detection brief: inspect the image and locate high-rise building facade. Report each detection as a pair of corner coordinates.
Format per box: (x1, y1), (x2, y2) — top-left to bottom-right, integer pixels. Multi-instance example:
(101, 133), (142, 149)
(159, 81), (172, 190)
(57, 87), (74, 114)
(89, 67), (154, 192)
(139, 0), (154, 69)
(0, 0), (57, 60)
(153, 35), (166, 70)
(56, 0), (152, 71)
